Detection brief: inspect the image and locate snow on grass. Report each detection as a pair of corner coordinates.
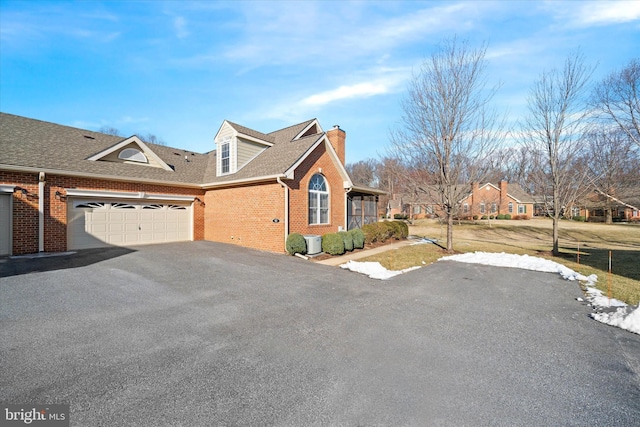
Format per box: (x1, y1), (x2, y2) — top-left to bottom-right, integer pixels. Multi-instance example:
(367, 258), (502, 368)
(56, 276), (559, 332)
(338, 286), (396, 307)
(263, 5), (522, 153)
(339, 261), (420, 280)
(440, 251), (638, 335)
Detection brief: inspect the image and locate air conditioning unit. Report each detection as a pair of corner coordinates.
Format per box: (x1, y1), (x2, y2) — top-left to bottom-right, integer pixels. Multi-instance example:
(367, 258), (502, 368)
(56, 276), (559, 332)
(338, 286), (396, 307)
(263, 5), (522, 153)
(303, 234), (322, 255)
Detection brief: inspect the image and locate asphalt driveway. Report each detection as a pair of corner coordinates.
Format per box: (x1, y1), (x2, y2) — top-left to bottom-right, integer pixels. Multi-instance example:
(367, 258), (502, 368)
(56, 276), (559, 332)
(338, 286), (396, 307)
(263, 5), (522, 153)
(1, 241), (639, 426)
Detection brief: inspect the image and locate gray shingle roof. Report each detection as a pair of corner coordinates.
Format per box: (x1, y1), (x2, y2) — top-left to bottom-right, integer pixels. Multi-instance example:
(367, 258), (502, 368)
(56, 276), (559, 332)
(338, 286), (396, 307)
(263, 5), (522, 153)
(0, 112), (211, 185)
(0, 113), (331, 188)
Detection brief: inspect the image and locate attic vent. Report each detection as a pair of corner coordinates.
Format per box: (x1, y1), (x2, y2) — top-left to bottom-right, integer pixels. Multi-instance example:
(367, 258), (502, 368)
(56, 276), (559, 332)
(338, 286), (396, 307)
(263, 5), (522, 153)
(118, 148), (148, 163)
(83, 135), (95, 140)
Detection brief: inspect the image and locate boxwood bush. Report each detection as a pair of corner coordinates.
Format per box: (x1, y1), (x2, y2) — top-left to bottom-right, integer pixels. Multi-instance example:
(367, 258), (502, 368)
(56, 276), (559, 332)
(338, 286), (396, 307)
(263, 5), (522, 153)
(349, 228), (365, 249)
(338, 231), (354, 252)
(322, 233), (345, 255)
(504, 214), (511, 220)
(286, 233), (307, 255)
(362, 222), (389, 244)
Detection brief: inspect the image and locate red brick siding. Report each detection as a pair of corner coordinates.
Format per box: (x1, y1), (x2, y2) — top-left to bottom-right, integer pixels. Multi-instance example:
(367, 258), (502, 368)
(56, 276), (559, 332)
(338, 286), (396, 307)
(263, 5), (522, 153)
(204, 182), (286, 252)
(1, 171), (205, 255)
(289, 141), (346, 236)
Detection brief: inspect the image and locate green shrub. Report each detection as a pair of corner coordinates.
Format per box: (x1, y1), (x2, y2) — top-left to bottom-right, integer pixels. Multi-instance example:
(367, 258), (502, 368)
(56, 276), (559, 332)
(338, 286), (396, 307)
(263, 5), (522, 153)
(338, 231), (354, 251)
(361, 222), (389, 244)
(349, 228), (365, 249)
(394, 213), (409, 220)
(572, 215), (586, 222)
(473, 215), (479, 220)
(286, 233), (307, 255)
(389, 220), (409, 239)
(481, 215), (488, 220)
(497, 214), (506, 220)
(322, 233), (345, 255)
(504, 214), (511, 220)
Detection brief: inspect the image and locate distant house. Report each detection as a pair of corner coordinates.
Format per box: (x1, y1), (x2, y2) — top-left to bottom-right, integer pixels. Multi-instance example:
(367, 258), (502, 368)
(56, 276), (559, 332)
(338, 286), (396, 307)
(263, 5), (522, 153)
(0, 113), (383, 256)
(388, 180), (535, 220)
(571, 190), (640, 222)
(459, 181), (535, 219)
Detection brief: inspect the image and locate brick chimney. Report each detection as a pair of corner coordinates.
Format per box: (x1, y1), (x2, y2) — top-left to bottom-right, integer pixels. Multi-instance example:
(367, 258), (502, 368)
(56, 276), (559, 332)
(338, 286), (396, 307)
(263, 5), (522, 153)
(326, 125), (346, 165)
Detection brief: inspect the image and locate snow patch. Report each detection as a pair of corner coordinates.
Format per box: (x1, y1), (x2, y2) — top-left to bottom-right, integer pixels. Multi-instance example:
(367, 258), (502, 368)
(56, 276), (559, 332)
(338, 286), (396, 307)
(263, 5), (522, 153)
(340, 261), (420, 280)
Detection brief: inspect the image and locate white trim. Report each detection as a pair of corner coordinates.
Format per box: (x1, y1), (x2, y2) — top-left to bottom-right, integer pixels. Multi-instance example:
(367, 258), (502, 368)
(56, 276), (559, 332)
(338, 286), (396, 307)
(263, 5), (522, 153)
(283, 135), (352, 188)
(293, 119), (323, 140)
(0, 164), (200, 188)
(86, 136), (174, 172)
(201, 174), (286, 189)
(65, 189), (195, 202)
(236, 132), (274, 147)
(0, 185), (16, 194)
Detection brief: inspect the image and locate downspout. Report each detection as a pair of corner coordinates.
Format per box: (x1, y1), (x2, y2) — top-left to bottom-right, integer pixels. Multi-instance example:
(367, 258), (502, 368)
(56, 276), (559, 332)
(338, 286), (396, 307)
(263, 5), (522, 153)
(276, 177), (289, 246)
(38, 171), (45, 252)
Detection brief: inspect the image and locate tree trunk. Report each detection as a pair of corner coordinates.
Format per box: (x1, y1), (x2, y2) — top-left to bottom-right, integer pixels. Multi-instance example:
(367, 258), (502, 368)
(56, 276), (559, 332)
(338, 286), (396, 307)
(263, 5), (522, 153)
(446, 209), (454, 253)
(606, 207), (613, 224)
(552, 215), (560, 256)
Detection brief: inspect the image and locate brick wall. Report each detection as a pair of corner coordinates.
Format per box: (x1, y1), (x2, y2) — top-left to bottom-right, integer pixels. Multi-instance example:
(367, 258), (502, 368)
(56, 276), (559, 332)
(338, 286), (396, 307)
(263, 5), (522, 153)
(289, 141), (346, 236)
(204, 182), (286, 252)
(0, 171), (205, 255)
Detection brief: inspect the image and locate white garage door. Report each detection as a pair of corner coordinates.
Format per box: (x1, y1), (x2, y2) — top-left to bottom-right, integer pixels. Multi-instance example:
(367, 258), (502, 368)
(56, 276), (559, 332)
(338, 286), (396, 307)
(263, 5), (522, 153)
(0, 194), (10, 256)
(68, 199), (192, 250)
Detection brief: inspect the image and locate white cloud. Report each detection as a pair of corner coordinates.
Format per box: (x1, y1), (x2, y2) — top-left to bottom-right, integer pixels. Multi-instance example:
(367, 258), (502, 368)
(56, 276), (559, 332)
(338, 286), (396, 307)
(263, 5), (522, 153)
(174, 16), (189, 39)
(301, 82), (389, 107)
(574, 1), (640, 26)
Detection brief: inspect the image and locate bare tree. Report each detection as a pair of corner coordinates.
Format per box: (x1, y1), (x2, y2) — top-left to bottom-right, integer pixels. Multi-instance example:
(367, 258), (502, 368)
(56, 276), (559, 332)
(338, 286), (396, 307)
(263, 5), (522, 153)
(592, 58), (640, 148)
(345, 159), (379, 187)
(586, 129), (638, 223)
(389, 38), (505, 252)
(521, 51), (594, 255)
(98, 126), (122, 136)
(98, 126), (166, 146)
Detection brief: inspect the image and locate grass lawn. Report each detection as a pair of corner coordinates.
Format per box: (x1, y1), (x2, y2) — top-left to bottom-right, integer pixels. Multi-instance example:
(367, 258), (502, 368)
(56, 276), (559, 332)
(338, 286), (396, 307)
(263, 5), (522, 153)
(359, 218), (640, 306)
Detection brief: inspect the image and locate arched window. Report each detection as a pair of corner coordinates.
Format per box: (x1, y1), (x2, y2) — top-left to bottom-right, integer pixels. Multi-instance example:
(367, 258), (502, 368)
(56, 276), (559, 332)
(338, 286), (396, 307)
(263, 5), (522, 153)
(118, 148), (147, 163)
(309, 174), (329, 224)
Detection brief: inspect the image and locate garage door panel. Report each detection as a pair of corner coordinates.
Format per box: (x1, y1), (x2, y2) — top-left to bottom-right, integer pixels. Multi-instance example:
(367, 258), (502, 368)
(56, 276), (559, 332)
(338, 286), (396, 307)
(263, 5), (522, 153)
(68, 199), (192, 250)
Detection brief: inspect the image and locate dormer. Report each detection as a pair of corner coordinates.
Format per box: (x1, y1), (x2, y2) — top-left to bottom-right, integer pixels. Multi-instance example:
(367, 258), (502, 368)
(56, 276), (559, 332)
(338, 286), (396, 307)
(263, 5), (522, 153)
(214, 120), (274, 177)
(86, 136), (173, 171)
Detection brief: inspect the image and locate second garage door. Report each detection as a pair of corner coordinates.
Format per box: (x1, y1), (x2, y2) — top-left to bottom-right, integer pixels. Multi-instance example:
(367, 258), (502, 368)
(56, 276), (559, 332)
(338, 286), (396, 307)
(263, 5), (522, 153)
(68, 199), (192, 250)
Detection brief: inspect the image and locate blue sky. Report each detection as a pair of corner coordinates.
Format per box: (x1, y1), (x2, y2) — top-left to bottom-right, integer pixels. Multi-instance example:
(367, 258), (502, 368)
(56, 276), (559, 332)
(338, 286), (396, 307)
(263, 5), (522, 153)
(1, 1), (639, 163)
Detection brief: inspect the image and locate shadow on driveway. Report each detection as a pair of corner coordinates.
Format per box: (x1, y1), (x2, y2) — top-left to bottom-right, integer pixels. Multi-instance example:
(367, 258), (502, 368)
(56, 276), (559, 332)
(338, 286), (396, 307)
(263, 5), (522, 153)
(0, 247), (135, 277)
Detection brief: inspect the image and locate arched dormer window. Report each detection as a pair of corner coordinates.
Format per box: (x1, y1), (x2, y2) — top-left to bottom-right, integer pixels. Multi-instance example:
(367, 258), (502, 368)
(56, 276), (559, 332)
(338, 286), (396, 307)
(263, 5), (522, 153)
(118, 148), (147, 163)
(309, 174), (329, 224)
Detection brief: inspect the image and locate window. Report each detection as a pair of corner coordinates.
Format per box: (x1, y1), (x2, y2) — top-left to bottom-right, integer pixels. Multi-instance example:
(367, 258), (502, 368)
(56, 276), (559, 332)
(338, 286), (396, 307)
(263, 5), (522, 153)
(508, 202), (513, 213)
(118, 148), (147, 163)
(480, 202), (486, 214)
(518, 204), (526, 214)
(221, 141), (230, 174)
(491, 203), (497, 213)
(309, 174), (329, 224)
(463, 203), (469, 213)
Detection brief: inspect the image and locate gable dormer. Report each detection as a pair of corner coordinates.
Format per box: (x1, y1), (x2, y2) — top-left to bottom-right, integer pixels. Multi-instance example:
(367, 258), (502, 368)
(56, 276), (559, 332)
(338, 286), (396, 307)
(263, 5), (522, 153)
(293, 119), (323, 140)
(214, 120), (273, 177)
(86, 136), (173, 171)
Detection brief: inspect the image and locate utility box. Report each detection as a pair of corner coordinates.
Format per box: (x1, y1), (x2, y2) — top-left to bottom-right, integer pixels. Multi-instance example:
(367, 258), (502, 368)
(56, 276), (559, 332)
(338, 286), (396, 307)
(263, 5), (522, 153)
(303, 235), (322, 255)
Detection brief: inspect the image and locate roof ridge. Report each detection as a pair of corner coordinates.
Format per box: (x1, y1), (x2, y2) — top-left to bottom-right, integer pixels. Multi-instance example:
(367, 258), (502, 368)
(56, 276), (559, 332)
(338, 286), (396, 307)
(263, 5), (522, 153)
(266, 118), (316, 136)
